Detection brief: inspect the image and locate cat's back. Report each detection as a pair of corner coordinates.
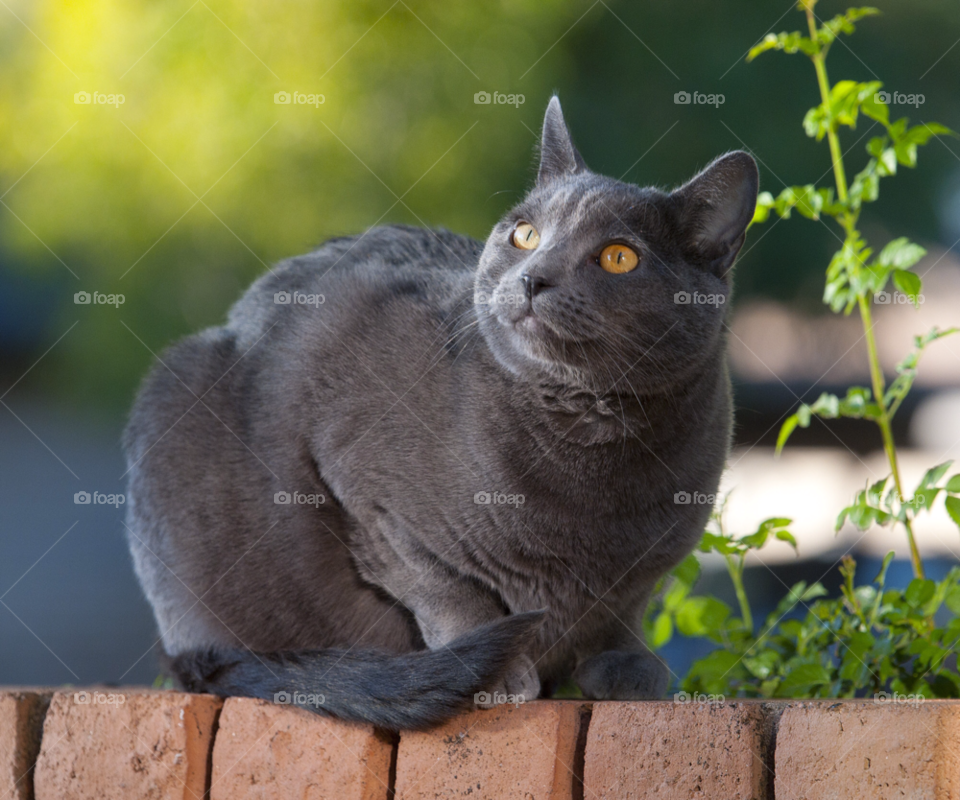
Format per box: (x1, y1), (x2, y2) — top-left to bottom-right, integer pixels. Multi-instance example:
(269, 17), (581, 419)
(227, 225), (484, 348)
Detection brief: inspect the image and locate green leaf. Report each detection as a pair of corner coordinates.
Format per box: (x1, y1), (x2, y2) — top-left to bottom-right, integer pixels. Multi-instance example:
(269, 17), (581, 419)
(860, 90), (888, 126)
(686, 649), (744, 682)
(816, 7), (880, 50)
(651, 612), (673, 649)
(743, 649), (780, 680)
(747, 31), (815, 62)
(676, 597), (730, 637)
(892, 269), (922, 305)
(912, 487), (942, 514)
(663, 577), (691, 612)
(905, 579), (936, 608)
(752, 191), (775, 224)
(803, 104), (828, 140)
(700, 531), (738, 556)
(793, 184), (824, 219)
(919, 462), (953, 490)
(878, 238), (926, 270)
(673, 553), (701, 587)
(945, 475), (960, 494)
(776, 414), (800, 456)
(800, 583), (828, 601)
(901, 122), (957, 146)
(776, 662), (832, 696)
(945, 582), (960, 615)
(775, 529), (799, 553)
(946, 496), (960, 528)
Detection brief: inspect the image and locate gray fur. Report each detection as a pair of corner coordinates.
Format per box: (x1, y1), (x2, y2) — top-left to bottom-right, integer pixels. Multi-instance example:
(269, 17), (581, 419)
(123, 96), (758, 729)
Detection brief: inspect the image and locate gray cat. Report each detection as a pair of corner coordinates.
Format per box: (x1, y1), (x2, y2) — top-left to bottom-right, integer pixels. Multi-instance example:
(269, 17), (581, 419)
(123, 97), (758, 730)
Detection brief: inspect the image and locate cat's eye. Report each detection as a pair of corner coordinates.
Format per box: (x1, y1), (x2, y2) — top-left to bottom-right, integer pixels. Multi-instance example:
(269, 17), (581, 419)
(512, 222), (540, 250)
(598, 243), (639, 274)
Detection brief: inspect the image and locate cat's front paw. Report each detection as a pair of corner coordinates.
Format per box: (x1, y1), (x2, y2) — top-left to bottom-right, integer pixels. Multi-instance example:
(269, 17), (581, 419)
(476, 653), (540, 708)
(573, 650), (668, 700)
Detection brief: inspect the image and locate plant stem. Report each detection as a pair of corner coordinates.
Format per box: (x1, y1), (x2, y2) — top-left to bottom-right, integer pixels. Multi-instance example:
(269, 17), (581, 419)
(859, 296), (925, 579)
(805, 5), (849, 206)
(726, 555), (753, 632)
(804, 3), (925, 580)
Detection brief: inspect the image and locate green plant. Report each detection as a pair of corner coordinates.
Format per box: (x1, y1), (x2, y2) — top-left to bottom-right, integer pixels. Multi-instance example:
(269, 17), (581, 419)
(646, 505), (960, 698)
(644, 1), (960, 700)
(751, 1), (958, 579)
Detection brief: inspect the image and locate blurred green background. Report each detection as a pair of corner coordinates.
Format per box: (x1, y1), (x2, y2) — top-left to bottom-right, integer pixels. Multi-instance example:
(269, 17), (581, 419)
(3, 0), (960, 686)
(3, 0), (959, 409)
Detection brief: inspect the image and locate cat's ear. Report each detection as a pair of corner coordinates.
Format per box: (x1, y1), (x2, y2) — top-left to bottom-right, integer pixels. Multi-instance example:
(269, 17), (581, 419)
(673, 151), (758, 277)
(538, 96), (586, 185)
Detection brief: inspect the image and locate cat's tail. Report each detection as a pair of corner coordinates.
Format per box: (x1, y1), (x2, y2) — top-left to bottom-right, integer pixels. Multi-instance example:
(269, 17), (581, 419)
(170, 611), (544, 731)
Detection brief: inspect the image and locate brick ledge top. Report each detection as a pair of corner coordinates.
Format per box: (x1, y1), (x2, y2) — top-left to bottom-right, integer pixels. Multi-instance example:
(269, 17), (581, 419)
(2, 689), (954, 800)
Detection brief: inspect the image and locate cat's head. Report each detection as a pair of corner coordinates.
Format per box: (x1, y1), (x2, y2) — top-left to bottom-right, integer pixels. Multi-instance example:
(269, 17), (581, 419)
(475, 96), (758, 397)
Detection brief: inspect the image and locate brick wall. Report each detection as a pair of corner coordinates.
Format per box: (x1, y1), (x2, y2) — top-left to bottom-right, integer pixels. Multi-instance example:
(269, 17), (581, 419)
(1, 689), (951, 799)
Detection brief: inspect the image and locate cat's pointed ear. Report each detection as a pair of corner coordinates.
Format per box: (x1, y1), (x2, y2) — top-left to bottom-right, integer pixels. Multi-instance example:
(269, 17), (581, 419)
(538, 96), (586, 185)
(673, 151), (758, 277)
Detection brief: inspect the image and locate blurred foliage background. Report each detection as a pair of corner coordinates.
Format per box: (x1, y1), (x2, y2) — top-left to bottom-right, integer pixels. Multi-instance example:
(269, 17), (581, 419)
(4, 0), (960, 688)
(2, 0), (959, 410)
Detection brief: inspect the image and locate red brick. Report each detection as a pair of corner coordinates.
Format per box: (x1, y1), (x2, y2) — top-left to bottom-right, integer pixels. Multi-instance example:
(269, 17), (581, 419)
(394, 700), (586, 800)
(33, 689), (221, 800)
(0, 690), (51, 800)
(583, 700), (774, 799)
(776, 699), (960, 799)
(209, 697), (393, 800)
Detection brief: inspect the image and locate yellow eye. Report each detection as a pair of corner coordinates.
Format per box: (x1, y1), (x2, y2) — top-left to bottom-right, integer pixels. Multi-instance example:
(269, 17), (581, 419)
(512, 222), (540, 250)
(599, 243), (639, 274)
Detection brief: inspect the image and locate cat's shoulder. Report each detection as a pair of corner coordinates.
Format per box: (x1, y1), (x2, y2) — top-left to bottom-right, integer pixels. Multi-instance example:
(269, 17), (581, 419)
(226, 225), (481, 347)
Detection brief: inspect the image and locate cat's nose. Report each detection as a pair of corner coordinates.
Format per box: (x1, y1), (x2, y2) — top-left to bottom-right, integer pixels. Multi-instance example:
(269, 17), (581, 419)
(521, 274), (550, 300)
